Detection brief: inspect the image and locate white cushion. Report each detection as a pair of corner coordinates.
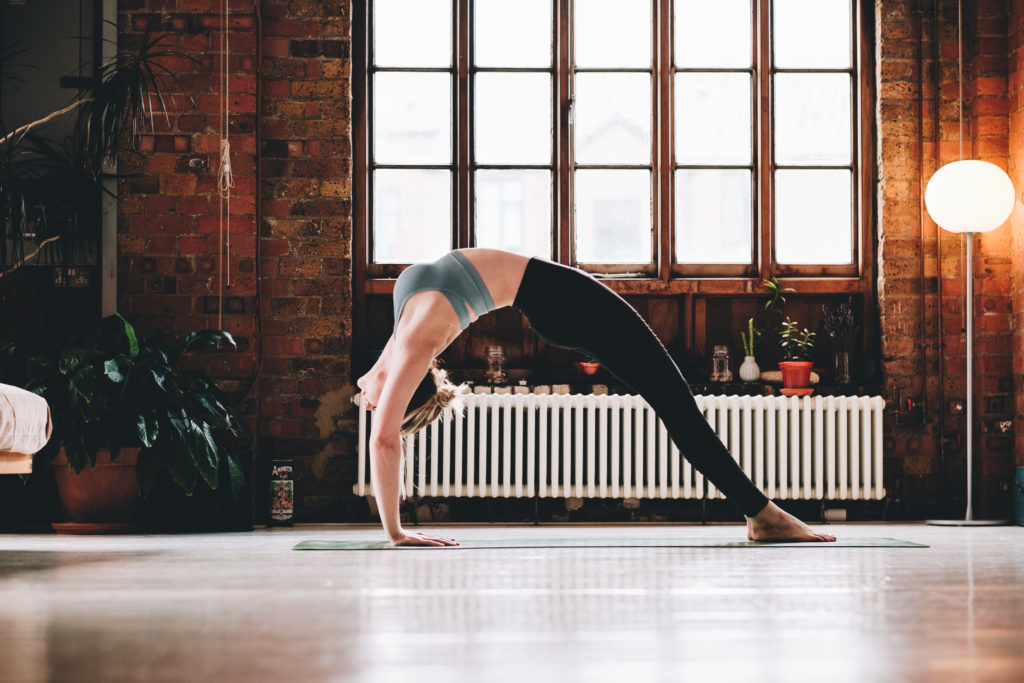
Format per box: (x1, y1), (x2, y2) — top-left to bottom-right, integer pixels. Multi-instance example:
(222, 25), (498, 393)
(0, 383), (52, 455)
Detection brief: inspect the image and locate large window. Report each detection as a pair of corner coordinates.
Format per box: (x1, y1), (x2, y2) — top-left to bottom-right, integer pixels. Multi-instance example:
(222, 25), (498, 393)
(354, 0), (871, 287)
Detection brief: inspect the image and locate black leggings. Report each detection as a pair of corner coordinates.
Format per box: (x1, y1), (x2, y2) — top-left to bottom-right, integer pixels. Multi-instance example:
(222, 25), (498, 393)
(513, 258), (770, 517)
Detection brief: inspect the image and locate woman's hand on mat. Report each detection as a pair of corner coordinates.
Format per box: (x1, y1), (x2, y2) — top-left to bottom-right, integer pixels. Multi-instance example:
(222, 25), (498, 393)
(390, 531), (460, 547)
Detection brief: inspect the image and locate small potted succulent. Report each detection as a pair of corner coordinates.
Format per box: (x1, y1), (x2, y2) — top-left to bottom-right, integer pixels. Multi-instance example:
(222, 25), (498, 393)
(778, 317), (816, 395)
(0, 314), (251, 531)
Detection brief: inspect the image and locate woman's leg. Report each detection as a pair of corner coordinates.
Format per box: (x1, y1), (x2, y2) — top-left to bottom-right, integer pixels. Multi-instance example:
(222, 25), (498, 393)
(513, 259), (769, 516)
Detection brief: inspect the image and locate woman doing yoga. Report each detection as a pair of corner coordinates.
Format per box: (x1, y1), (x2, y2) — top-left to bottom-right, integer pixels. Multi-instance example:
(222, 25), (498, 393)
(356, 248), (837, 547)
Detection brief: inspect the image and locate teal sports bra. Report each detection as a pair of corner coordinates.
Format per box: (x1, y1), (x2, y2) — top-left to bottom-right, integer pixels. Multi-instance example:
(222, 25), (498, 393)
(393, 251), (496, 333)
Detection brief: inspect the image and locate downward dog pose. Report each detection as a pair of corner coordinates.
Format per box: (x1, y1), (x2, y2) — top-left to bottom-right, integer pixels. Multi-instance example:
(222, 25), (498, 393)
(357, 249), (836, 547)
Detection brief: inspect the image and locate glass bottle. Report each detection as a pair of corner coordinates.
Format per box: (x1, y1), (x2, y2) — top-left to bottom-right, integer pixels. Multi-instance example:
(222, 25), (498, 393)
(711, 345), (732, 382)
(834, 350), (852, 384)
(485, 345), (507, 385)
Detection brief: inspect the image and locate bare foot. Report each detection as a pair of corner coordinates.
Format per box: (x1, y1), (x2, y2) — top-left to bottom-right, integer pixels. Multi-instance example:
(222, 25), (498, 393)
(746, 501), (836, 542)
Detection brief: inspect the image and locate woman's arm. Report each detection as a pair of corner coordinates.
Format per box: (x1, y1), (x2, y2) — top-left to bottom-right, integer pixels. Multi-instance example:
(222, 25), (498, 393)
(368, 341), (458, 546)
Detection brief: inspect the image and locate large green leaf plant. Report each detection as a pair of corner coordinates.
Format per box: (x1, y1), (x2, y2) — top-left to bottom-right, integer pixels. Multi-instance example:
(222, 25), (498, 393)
(0, 314), (251, 497)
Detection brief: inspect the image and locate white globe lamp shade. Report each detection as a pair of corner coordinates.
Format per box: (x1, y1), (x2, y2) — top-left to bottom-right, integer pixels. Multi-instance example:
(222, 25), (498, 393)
(924, 160), (1016, 234)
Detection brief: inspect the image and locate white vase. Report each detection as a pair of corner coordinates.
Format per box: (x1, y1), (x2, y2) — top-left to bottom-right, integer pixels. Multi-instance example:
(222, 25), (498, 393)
(738, 355), (760, 382)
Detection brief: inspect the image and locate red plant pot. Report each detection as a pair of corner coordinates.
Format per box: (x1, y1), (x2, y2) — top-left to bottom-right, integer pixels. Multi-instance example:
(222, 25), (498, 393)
(51, 447), (139, 531)
(778, 361), (814, 389)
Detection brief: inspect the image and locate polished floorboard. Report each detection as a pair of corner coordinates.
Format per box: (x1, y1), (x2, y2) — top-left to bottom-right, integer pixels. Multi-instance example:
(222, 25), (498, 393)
(0, 523), (1022, 683)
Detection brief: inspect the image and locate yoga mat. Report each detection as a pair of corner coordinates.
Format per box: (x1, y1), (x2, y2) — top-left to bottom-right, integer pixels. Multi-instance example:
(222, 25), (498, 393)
(294, 537), (927, 550)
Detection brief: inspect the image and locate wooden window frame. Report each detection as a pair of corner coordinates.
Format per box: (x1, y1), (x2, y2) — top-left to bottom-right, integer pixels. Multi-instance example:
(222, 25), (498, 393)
(353, 0), (875, 298)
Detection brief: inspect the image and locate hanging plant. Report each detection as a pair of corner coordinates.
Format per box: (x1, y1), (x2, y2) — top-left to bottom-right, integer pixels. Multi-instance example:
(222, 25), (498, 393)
(0, 28), (184, 278)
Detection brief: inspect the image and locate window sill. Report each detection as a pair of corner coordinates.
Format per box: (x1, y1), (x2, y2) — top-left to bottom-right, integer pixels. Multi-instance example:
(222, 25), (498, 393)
(459, 382), (882, 398)
(363, 276), (869, 296)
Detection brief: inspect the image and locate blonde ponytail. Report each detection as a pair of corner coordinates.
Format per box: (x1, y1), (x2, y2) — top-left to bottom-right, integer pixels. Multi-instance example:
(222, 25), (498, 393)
(400, 363), (468, 437)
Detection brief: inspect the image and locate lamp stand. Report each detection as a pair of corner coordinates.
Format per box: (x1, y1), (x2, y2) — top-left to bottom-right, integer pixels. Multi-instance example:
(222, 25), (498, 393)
(927, 233), (1012, 526)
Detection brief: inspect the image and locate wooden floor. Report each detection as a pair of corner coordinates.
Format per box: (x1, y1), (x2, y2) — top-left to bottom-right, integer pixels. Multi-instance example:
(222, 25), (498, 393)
(1, 523), (1022, 682)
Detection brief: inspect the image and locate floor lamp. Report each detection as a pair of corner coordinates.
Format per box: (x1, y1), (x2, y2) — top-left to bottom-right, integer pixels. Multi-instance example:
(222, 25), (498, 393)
(923, 1), (1015, 526)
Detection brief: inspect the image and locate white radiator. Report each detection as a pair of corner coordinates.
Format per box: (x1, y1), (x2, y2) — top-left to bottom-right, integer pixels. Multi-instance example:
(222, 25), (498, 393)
(352, 393), (886, 501)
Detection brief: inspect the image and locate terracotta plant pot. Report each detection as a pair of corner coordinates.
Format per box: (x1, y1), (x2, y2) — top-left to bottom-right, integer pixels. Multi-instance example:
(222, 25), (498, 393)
(51, 447), (140, 531)
(778, 361), (814, 389)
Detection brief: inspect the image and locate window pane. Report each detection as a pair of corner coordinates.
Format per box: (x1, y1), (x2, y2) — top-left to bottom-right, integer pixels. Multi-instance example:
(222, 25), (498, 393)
(675, 170), (752, 264)
(475, 0), (552, 67)
(474, 170), (552, 257)
(373, 169), (451, 263)
(675, 0), (752, 68)
(374, 0), (451, 67)
(775, 169), (852, 264)
(475, 73), (552, 165)
(773, 0), (851, 69)
(774, 73), (851, 165)
(374, 73), (451, 164)
(575, 0), (651, 68)
(575, 170), (652, 263)
(574, 73), (651, 165)
(675, 73), (751, 164)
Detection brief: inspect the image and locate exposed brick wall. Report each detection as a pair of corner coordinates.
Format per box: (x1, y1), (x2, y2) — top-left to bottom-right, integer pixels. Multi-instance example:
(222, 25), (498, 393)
(117, 0), (355, 521)
(113, 0), (1019, 522)
(1011, 2), (1024, 471)
(877, 0), (1014, 518)
(256, 0), (355, 519)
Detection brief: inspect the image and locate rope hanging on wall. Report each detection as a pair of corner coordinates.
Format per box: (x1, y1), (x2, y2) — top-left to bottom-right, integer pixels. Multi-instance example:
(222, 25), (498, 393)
(216, 0), (236, 329)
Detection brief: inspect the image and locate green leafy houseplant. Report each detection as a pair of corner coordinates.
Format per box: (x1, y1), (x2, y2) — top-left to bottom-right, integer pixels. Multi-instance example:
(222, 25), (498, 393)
(778, 317), (816, 362)
(0, 314), (251, 497)
(740, 276), (792, 358)
(761, 275), (793, 317)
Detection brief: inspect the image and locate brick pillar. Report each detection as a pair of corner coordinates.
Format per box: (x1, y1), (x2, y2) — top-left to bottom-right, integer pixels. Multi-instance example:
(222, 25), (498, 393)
(118, 1), (356, 522)
(258, 1), (355, 520)
(1010, 2), (1024, 474)
(876, 0), (1013, 518)
(969, 0), (1014, 518)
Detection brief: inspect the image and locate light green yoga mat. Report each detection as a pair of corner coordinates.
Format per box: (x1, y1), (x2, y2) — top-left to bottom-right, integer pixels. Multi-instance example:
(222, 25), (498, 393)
(293, 537), (927, 550)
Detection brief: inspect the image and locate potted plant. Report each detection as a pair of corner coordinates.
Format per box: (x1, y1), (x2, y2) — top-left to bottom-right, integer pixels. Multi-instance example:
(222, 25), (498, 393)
(1, 30), (180, 282)
(761, 275), (793, 320)
(738, 317), (761, 382)
(778, 317), (816, 395)
(0, 314), (251, 532)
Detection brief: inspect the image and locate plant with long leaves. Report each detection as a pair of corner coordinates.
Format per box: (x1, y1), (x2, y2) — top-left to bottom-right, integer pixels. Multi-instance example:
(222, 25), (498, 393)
(738, 275), (794, 357)
(0, 315), (251, 497)
(741, 317), (760, 357)
(761, 275), (794, 319)
(0, 28), (185, 276)
(74, 28), (181, 174)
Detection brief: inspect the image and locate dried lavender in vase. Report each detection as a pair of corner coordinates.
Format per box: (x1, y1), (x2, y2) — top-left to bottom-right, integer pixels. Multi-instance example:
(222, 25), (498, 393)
(822, 298), (859, 384)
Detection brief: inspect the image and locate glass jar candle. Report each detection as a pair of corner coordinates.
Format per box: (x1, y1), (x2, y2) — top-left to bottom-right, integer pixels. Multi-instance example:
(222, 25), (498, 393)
(711, 345), (732, 382)
(485, 345), (507, 385)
